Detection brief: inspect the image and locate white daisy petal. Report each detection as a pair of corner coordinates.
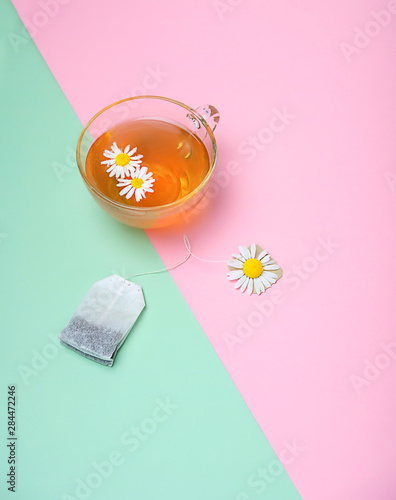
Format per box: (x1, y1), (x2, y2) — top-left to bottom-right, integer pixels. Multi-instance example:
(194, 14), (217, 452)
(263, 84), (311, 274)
(239, 246), (250, 260)
(247, 278), (254, 295)
(120, 185), (131, 196)
(124, 144), (130, 154)
(259, 278), (267, 293)
(125, 187), (135, 199)
(228, 270), (245, 280)
(263, 264), (280, 271)
(232, 253), (245, 262)
(260, 275), (271, 288)
(227, 259), (244, 269)
(250, 243), (256, 259)
(129, 147), (137, 155)
(257, 250), (268, 261)
(259, 254), (271, 265)
(235, 275), (247, 289)
(264, 259), (275, 266)
(253, 278), (261, 294)
(264, 270), (279, 278)
(240, 276), (249, 293)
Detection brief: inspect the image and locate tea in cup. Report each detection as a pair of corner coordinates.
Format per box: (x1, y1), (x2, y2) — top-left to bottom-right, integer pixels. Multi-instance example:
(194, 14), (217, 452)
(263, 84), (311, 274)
(77, 96), (219, 229)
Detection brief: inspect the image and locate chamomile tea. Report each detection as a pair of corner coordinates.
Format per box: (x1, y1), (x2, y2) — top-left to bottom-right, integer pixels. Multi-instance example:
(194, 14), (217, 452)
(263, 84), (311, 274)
(85, 119), (210, 208)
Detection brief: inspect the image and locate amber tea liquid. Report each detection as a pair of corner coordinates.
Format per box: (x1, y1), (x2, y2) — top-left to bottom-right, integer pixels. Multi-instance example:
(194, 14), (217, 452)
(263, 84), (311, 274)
(86, 119), (210, 208)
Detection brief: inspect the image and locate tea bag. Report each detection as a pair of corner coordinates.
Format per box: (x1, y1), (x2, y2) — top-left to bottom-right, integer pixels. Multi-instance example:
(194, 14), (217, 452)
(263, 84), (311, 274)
(59, 275), (145, 366)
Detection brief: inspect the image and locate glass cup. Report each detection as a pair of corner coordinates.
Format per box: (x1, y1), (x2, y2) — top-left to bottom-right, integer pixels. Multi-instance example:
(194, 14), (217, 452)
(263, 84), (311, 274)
(76, 96), (220, 229)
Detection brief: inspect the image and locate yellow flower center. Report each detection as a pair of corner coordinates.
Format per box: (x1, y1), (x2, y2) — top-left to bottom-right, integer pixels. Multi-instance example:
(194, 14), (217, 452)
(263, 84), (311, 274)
(243, 258), (263, 279)
(115, 153), (130, 166)
(131, 178), (143, 189)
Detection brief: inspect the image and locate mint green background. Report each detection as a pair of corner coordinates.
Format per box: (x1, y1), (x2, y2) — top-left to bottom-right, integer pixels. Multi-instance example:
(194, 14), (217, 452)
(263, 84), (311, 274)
(0, 3), (302, 499)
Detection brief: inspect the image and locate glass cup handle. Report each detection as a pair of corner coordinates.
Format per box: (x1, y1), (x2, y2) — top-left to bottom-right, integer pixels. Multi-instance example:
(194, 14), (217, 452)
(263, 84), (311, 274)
(187, 104), (220, 132)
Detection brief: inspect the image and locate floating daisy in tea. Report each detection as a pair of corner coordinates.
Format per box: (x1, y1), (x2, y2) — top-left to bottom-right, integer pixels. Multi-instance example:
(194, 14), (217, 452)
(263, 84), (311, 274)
(117, 166), (155, 203)
(227, 244), (282, 295)
(101, 142), (143, 179)
(86, 119), (210, 208)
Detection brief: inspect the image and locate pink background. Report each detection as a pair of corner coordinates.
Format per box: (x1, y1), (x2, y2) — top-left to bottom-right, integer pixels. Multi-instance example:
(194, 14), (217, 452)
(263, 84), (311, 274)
(11, 0), (396, 498)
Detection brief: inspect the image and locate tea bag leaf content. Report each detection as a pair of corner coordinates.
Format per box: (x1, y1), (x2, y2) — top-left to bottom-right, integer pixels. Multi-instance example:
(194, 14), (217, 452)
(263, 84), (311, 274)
(59, 275), (145, 366)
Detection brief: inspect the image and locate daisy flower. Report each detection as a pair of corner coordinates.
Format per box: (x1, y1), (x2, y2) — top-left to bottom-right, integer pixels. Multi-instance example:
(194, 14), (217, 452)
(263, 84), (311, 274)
(117, 166), (155, 203)
(101, 142), (143, 179)
(227, 243), (282, 295)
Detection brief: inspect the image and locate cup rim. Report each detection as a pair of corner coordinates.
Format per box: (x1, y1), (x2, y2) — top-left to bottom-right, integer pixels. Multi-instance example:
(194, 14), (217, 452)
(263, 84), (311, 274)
(76, 95), (217, 214)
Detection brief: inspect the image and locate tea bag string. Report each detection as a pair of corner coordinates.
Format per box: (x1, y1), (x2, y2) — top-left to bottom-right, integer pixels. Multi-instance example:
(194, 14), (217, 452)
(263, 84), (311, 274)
(124, 235), (226, 280)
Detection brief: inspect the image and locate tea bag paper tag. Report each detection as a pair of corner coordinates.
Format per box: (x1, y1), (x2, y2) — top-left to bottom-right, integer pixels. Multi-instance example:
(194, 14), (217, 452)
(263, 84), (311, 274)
(59, 275), (145, 366)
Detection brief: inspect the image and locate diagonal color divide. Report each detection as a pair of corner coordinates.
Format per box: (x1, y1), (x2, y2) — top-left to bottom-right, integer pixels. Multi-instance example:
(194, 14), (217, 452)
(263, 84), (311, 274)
(0, 2), (302, 500)
(6, 0), (396, 498)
